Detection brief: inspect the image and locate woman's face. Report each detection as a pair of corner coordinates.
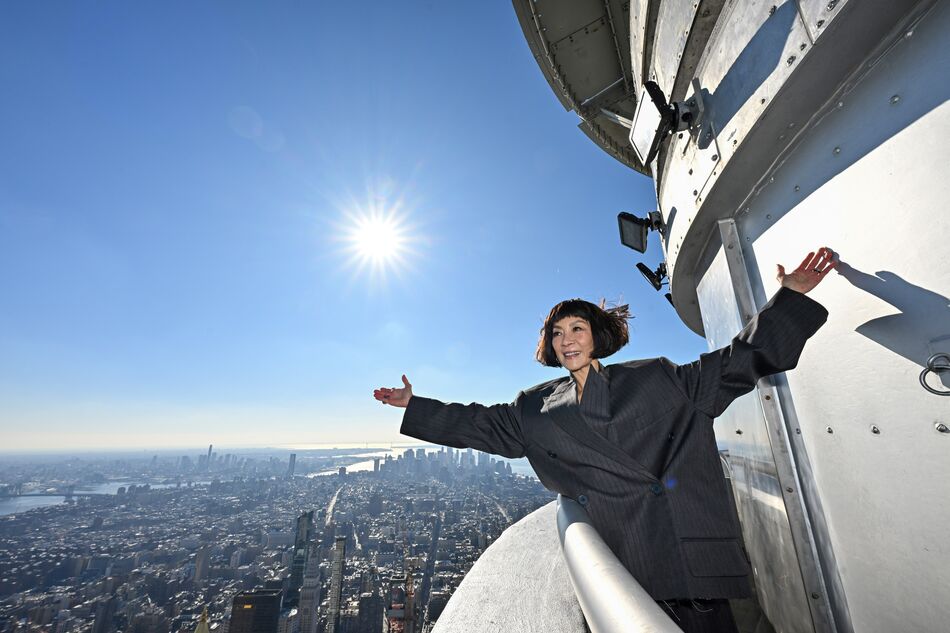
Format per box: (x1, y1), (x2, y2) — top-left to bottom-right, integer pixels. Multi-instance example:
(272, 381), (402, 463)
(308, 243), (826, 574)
(551, 315), (596, 373)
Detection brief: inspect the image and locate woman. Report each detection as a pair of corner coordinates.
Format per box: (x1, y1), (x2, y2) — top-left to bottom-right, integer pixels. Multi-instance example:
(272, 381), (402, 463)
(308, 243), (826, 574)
(373, 247), (837, 632)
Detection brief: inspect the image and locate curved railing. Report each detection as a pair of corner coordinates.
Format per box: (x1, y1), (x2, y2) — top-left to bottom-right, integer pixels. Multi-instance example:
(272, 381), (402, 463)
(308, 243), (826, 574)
(556, 495), (681, 633)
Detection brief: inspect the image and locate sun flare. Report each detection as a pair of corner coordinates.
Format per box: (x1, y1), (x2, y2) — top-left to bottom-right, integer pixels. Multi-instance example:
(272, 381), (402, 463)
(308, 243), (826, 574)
(333, 188), (419, 284)
(350, 213), (405, 264)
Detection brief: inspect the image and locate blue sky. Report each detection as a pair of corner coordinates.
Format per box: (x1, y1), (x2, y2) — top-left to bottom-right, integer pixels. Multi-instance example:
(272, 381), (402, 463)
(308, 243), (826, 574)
(0, 2), (706, 451)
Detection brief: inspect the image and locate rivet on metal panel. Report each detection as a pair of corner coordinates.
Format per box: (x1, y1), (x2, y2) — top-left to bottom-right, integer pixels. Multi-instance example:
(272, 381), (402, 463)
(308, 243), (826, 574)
(786, 55), (796, 66)
(736, 429), (743, 435)
(800, 43), (807, 51)
(688, 168), (693, 175)
(746, 237), (751, 241)
(785, 487), (793, 493)
(905, 30), (914, 38)
(693, 190), (698, 196)
(705, 132), (712, 140)
(795, 428), (801, 434)
(890, 94), (901, 105)
(764, 395), (771, 400)
(787, 123), (795, 129)
(811, 592), (821, 600)
(794, 185), (801, 191)
(766, 214), (772, 219)
(870, 425), (881, 435)
(732, 139), (738, 146)
(712, 154), (718, 161)
(727, 244), (734, 250)
(678, 132), (684, 139)
(769, 5), (777, 16)
(826, 426), (834, 434)
(779, 134), (786, 141)
(743, 208), (750, 214)
(936, 423), (949, 434)
(760, 98), (767, 105)
(826, 0), (838, 10)
(769, 176), (775, 183)
(837, 101), (844, 108)
(833, 146), (842, 155)
(817, 19), (825, 28)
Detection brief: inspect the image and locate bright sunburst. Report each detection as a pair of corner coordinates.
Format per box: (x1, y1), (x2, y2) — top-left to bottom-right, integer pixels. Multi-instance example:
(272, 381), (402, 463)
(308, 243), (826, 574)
(348, 212), (406, 265)
(332, 184), (420, 284)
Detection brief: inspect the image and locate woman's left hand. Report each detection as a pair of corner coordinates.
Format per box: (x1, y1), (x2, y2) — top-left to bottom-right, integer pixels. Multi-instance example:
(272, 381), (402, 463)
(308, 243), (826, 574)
(777, 247), (838, 294)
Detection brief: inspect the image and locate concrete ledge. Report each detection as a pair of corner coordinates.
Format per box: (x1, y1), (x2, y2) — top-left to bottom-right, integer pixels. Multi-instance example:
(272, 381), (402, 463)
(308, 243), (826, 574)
(433, 500), (586, 633)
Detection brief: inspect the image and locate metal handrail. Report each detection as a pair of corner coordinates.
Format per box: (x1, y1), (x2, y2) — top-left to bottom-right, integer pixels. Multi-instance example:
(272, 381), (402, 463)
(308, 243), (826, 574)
(556, 495), (681, 633)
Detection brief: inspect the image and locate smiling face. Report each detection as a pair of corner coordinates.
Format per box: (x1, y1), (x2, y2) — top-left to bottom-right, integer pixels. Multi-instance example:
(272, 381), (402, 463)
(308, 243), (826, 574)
(551, 315), (597, 373)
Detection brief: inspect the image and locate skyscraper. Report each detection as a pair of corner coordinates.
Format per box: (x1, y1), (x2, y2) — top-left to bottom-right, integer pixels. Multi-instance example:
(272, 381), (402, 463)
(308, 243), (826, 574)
(286, 454), (296, 479)
(357, 593), (383, 633)
(91, 596), (116, 633)
(194, 546), (210, 583)
(325, 536), (346, 633)
(297, 544), (321, 633)
(289, 511), (315, 603)
(228, 590), (282, 633)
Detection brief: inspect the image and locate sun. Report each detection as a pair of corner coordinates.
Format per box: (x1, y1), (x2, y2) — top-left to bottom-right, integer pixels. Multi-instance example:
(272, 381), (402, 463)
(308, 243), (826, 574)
(333, 190), (418, 284)
(349, 212), (405, 265)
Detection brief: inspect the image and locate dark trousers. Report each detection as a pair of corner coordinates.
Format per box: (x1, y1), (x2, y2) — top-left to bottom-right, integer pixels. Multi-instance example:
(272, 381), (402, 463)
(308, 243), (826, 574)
(656, 599), (739, 633)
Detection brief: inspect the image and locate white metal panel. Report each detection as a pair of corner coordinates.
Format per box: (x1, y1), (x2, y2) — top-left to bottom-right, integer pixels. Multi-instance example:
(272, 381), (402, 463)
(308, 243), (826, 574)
(629, 0), (651, 90)
(736, 3), (950, 630)
(698, 247), (823, 633)
(653, 1), (699, 96)
(695, 0), (811, 184)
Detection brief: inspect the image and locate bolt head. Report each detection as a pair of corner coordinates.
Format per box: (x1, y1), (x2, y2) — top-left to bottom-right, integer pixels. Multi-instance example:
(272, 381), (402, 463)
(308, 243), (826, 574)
(834, 147), (842, 154)
(890, 94), (901, 104)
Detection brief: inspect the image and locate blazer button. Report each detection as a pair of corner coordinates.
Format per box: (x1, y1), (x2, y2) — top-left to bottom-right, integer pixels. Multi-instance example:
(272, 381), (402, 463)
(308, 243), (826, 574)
(547, 450), (558, 459)
(577, 494), (589, 506)
(649, 483), (664, 496)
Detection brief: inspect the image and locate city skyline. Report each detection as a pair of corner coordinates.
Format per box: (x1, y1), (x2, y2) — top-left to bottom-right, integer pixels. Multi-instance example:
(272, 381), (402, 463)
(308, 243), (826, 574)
(0, 443), (554, 633)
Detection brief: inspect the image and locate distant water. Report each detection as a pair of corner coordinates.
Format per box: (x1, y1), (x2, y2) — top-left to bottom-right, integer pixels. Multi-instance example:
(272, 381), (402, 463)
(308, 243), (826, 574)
(0, 496), (66, 517)
(0, 481), (194, 517)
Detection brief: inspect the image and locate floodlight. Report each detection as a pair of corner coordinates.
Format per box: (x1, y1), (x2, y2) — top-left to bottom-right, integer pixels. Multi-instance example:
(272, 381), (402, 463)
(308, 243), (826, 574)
(636, 262), (668, 291)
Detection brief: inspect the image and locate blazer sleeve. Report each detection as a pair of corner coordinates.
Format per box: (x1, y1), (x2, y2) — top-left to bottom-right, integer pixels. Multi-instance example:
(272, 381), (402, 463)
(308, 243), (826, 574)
(399, 393), (528, 459)
(662, 287), (829, 418)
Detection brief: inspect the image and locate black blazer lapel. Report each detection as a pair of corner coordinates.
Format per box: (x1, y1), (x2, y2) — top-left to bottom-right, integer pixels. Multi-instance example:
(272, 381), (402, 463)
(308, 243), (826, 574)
(540, 378), (658, 481)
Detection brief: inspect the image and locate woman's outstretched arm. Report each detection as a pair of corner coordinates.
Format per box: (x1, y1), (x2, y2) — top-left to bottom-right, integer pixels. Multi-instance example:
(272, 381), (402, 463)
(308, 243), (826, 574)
(372, 375), (528, 459)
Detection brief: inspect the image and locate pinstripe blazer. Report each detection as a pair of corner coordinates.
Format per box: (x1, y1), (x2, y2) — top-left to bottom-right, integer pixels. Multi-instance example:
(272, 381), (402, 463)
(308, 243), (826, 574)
(400, 287), (828, 600)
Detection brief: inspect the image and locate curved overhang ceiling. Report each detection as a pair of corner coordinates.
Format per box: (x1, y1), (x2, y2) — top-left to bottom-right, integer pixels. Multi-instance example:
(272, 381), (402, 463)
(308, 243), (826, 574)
(513, 0), (648, 176)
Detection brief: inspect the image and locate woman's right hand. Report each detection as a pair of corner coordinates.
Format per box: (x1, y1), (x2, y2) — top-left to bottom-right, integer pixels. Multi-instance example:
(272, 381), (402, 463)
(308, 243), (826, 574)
(373, 375), (413, 408)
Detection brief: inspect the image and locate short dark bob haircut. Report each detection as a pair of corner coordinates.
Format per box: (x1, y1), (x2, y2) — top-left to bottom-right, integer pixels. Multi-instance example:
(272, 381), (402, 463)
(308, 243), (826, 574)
(535, 299), (631, 368)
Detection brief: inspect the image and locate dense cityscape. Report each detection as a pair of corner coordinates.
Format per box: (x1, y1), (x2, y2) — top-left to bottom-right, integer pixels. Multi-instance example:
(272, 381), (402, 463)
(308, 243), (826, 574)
(0, 446), (554, 633)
